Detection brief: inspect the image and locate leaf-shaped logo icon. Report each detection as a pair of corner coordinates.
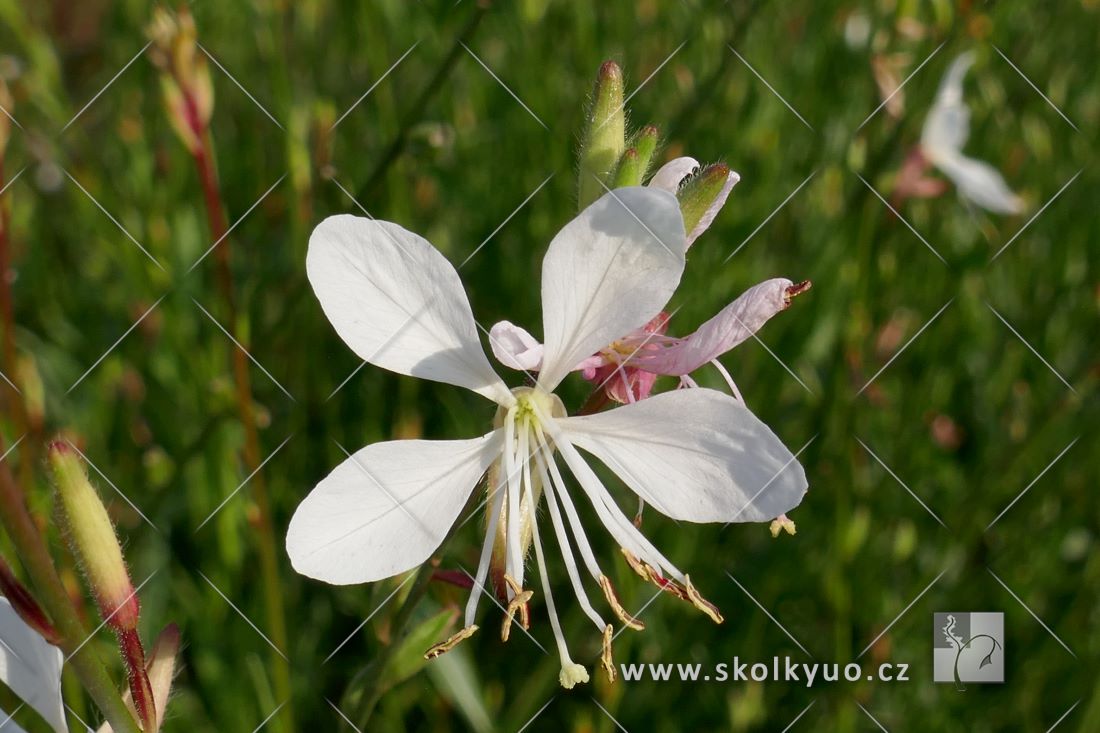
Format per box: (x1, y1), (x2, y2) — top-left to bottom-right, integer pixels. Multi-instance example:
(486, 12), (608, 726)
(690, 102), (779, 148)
(980, 651), (994, 669)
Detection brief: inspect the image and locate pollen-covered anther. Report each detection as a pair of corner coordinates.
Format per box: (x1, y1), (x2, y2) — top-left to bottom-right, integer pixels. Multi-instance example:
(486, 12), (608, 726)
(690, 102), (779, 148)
(600, 624), (616, 683)
(500, 574), (533, 642)
(644, 565), (689, 601)
(599, 575), (645, 631)
(783, 280), (812, 307)
(684, 575), (724, 624)
(424, 624), (479, 660)
(620, 548), (650, 581)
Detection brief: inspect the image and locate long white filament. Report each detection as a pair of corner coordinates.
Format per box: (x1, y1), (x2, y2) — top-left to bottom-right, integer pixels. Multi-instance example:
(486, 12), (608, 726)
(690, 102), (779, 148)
(529, 479), (573, 667)
(502, 406), (523, 598)
(531, 433), (606, 630)
(464, 463), (507, 627)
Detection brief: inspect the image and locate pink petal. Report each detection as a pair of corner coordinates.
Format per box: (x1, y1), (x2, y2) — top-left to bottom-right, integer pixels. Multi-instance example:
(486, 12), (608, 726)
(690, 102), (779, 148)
(488, 320), (544, 371)
(635, 278), (810, 375)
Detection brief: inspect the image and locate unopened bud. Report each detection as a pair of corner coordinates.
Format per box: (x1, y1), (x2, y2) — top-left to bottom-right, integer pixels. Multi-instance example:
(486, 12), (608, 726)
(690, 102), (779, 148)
(15, 354), (45, 430)
(97, 624), (179, 733)
(147, 6), (213, 154)
(578, 61), (625, 210)
(48, 441), (139, 632)
(677, 162), (740, 247)
(0, 554), (61, 645)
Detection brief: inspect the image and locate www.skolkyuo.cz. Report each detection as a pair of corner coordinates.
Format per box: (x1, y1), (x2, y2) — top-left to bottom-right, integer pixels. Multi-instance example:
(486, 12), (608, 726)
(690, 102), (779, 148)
(620, 657), (911, 686)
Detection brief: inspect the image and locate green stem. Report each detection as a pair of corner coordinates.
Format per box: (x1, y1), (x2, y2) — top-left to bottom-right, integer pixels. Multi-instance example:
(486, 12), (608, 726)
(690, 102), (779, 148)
(0, 443), (140, 733)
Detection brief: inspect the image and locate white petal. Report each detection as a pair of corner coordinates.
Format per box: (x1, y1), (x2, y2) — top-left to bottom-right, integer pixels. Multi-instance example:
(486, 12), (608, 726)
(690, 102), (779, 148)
(538, 187), (686, 390)
(488, 321), (543, 371)
(308, 215), (512, 406)
(556, 389), (807, 523)
(686, 169), (740, 247)
(287, 432), (502, 585)
(0, 598), (67, 733)
(647, 157), (699, 192)
(921, 52), (974, 156)
(934, 152), (1024, 215)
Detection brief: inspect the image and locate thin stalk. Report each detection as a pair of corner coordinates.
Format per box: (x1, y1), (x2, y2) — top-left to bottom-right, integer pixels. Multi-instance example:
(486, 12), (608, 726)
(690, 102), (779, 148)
(191, 131), (294, 727)
(0, 440), (140, 733)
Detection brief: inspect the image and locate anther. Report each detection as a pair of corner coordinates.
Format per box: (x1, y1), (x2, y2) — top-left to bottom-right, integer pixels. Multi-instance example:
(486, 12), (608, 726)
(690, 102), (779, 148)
(599, 575), (645, 631)
(424, 625), (479, 660)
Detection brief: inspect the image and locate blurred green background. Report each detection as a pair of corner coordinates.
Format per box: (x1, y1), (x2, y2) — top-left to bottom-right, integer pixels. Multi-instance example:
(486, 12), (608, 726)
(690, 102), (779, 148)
(0, 0), (1096, 731)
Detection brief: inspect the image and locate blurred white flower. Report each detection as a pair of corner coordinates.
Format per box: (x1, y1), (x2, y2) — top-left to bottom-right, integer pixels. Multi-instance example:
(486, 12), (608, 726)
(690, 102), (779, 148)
(0, 597), (67, 733)
(920, 52), (1024, 215)
(287, 187), (807, 687)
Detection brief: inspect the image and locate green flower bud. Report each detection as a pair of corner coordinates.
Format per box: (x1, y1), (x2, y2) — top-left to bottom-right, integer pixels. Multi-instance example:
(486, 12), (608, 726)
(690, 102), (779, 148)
(578, 61), (625, 210)
(677, 162), (739, 246)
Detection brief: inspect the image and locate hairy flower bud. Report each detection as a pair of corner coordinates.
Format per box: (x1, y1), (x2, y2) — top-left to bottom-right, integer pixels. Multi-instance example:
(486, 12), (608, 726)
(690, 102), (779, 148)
(578, 61), (625, 210)
(47, 441), (139, 632)
(677, 162), (739, 246)
(147, 6), (214, 154)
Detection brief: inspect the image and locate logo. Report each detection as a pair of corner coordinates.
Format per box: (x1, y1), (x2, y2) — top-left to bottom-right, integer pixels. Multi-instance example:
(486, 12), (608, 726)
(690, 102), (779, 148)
(933, 612), (1004, 688)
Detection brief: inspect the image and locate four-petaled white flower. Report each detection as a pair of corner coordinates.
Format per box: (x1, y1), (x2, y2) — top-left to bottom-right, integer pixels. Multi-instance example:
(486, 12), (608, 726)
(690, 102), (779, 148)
(286, 187), (808, 687)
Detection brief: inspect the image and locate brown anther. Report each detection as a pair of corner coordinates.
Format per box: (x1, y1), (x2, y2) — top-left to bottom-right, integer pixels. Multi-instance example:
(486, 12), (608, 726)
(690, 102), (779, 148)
(598, 575), (645, 631)
(783, 280), (812, 307)
(645, 565), (689, 601)
(424, 625), (479, 660)
(600, 624), (616, 683)
(684, 575), (724, 624)
(501, 574), (534, 642)
(620, 548), (650, 580)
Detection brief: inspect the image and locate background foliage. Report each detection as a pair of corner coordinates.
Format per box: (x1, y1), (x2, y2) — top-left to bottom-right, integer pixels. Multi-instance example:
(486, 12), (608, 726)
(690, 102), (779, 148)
(0, 0), (1096, 731)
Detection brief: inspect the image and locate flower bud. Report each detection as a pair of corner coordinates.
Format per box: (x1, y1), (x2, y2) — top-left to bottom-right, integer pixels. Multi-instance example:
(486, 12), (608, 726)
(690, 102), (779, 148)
(47, 441), (139, 632)
(96, 624), (179, 733)
(15, 354), (45, 430)
(578, 61), (625, 210)
(0, 553), (61, 645)
(147, 6), (214, 154)
(677, 162), (739, 247)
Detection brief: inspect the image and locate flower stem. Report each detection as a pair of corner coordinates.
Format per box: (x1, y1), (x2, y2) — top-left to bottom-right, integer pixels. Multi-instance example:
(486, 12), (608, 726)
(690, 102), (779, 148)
(191, 132), (294, 728)
(0, 438), (140, 733)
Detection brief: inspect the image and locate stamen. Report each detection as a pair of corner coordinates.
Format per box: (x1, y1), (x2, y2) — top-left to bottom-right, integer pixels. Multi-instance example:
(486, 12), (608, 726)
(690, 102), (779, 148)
(600, 624), (616, 683)
(502, 407), (523, 595)
(533, 424), (603, 582)
(500, 574), (533, 642)
(620, 548), (650, 580)
(424, 625), (478, 660)
(684, 575), (724, 624)
(598, 575), (644, 630)
(464, 465), (507, 628)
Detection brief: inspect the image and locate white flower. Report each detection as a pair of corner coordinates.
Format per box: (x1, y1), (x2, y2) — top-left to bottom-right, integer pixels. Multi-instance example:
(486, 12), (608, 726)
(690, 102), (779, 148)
(921, 52), (1023, 215)
(0, 597), (67, 733)
(286, 187), (808, 687)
